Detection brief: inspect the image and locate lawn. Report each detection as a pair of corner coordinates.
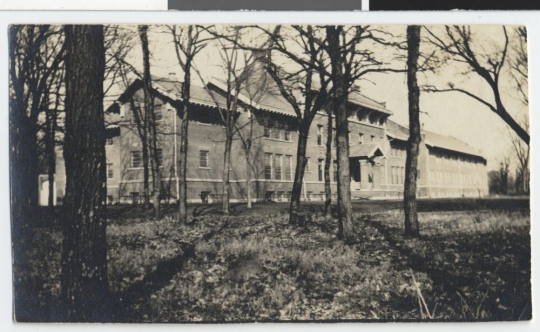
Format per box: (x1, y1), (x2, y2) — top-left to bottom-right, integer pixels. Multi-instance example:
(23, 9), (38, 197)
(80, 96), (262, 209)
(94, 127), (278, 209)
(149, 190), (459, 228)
(13, 198), (531, 322)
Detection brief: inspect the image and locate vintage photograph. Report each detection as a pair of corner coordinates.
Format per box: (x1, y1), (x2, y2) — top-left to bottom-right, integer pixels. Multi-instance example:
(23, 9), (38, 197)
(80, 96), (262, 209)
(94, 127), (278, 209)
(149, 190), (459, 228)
(9, 24), (530, 322)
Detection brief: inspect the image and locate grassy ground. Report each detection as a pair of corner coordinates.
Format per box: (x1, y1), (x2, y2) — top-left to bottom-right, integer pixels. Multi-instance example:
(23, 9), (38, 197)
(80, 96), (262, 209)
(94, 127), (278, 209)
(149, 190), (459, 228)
(14, 198), (531, 322)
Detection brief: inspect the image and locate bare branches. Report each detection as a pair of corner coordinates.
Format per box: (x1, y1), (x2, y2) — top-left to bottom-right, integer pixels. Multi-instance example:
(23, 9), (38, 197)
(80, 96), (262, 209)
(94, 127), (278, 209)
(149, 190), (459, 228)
(424, 25), (529, 145)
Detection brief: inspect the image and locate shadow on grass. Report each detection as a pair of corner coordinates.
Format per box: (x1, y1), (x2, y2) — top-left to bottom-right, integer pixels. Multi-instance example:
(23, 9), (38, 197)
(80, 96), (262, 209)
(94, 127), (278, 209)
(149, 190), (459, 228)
(110, 242), (195, 322)
(361, 216), (531, 321)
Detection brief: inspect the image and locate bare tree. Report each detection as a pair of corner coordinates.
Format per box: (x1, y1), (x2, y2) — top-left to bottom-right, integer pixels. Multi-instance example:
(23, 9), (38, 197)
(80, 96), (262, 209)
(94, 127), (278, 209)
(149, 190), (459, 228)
(170, 25), (209, 224)
(425, 26), (529, 145)
(508, 27), (528, 106)
(139, 25), (162, 217)
(404, 25), (421, 237)
(193, 28), (260, 214)
(508, 116), (529, 194)
(9, 25), (65, 227)
(61, 24), (108, 321)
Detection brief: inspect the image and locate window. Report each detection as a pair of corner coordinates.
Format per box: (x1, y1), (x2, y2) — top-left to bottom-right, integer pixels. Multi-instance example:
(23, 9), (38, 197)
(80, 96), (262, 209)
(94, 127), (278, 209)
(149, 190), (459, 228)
(273, 128), (283, 140)
(131, 192), (140, 204)
(333, 160), (338, 182)
(156, 149), (163, 167)
(130, 151), (142, 168)
(371, 135), (375, 143)
(106, 138), (114, 145)
(107, 163), (114, 179)
(317, 125), (324, 146)
(305, 157), (311, 172)
(200, 191), (211, 203)
(264, 153), (273, 179)
(284, 155), (292, 180)
(284, 130), (291, 142)
(318, 159), (324, 181)
(275, 154), (283, 180)
(199, 150), (209, 168)
(264, 127), (271, 138)
(154, 104), (163, 122)
(359, 133), (364, 144)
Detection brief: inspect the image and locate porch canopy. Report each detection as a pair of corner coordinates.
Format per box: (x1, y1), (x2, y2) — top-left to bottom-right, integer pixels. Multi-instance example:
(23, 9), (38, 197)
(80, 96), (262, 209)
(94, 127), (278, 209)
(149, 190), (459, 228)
(349, 143), (385, 159)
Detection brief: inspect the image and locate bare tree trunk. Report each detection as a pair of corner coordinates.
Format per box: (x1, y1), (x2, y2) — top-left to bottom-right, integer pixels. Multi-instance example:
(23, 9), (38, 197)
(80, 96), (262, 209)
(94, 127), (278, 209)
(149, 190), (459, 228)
(46, 107), (57, 210)
(323, 107), (333, 219)
(404, 25), (422, 238)
(61, 25), (108, 321)
(128, 97), (151, 208)
(327, 26), (354, 242)
(178, 58), (191, 224)
(139, 25), (161, 217)
(289, 121), (311, 225)
(246, 154), (252, 209)
(222, 126), (233, 214)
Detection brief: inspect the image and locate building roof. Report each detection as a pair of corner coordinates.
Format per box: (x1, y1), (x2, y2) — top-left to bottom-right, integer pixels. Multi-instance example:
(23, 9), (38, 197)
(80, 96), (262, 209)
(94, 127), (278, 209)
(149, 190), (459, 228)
(349, 92), (393, 115)
(386, 119), (484, 159)
(349, 143), (385, 158)
(111, 76), (394, 120)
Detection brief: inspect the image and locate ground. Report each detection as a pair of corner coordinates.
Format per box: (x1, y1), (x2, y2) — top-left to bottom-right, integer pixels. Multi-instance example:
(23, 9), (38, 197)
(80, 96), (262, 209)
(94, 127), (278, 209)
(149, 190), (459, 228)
(13, 197), (531, 322)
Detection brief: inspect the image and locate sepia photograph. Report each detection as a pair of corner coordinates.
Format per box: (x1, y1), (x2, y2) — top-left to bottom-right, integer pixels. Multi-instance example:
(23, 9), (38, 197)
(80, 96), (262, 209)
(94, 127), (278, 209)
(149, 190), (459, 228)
(9, 22), (531, 323)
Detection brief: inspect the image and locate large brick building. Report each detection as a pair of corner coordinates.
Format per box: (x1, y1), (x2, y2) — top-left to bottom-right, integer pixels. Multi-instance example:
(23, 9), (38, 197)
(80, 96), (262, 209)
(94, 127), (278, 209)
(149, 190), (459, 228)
(45, 77), (488, 205)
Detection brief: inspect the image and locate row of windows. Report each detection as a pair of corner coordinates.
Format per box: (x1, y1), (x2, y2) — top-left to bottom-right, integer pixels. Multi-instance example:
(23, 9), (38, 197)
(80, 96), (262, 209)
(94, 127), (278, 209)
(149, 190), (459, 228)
(316, 125), (382, 146)
(315, 159), (338, 182)
(429, 171), (484, 184)
(130, 149), (164, 168)
(391, 146), (406, 158)
(263, 127), (292, 142)
(264, 153), (293, 180)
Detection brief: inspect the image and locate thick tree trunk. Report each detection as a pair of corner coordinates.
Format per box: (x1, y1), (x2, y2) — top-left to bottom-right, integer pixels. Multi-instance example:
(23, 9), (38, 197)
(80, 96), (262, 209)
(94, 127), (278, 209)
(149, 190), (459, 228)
(222, 127), (233, 214)
(324, 108), (333, 219)
(404, 25), (422, 238)
(327, 26), (354, 242)
(289, 121), (311, 225)
(61, 25), (108, 321)
(139, 25), (161, 218)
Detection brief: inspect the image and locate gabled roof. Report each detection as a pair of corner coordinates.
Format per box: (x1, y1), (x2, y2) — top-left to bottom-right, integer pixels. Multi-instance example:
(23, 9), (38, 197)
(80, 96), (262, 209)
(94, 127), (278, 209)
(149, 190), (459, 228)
(349, 92), (393, 115)
(108, 76), (394, 120)
(349, 143), (385, 158)
(386, 119), (484, 159)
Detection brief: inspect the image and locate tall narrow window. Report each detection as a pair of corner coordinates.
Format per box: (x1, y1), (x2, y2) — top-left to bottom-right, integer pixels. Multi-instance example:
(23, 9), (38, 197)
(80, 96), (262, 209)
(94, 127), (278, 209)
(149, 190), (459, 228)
(333, 160), (338, 182)
(275, 154), (283, 180)
(318, 159), (324, 182)
(154, 104), (163, 122)
(305, 157), (311, 172)
(264, 127), (271, 138)
(371, 135), (375, 143)
(317, 125), (324, 146)
(264, 153), (273, 179)
(107, 163), (114, 179)
(156, 148), (163, 167)
(273, 128), (282, 140)
(130, 151), (142, 168)
(284, 130), (291, 141)
(359, 133), (364, 144)
(284, 155), (292, 180)
(199, 150), (209, 168)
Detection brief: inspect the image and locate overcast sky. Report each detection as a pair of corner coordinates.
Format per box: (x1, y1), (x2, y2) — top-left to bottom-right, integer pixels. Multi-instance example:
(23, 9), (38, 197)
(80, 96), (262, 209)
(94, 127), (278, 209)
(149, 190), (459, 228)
(114, 24), (529, 171)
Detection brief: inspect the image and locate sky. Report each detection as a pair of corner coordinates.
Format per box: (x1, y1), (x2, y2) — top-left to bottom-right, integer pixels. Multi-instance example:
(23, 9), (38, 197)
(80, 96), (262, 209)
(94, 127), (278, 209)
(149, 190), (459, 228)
(114, 24), (529, 172)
